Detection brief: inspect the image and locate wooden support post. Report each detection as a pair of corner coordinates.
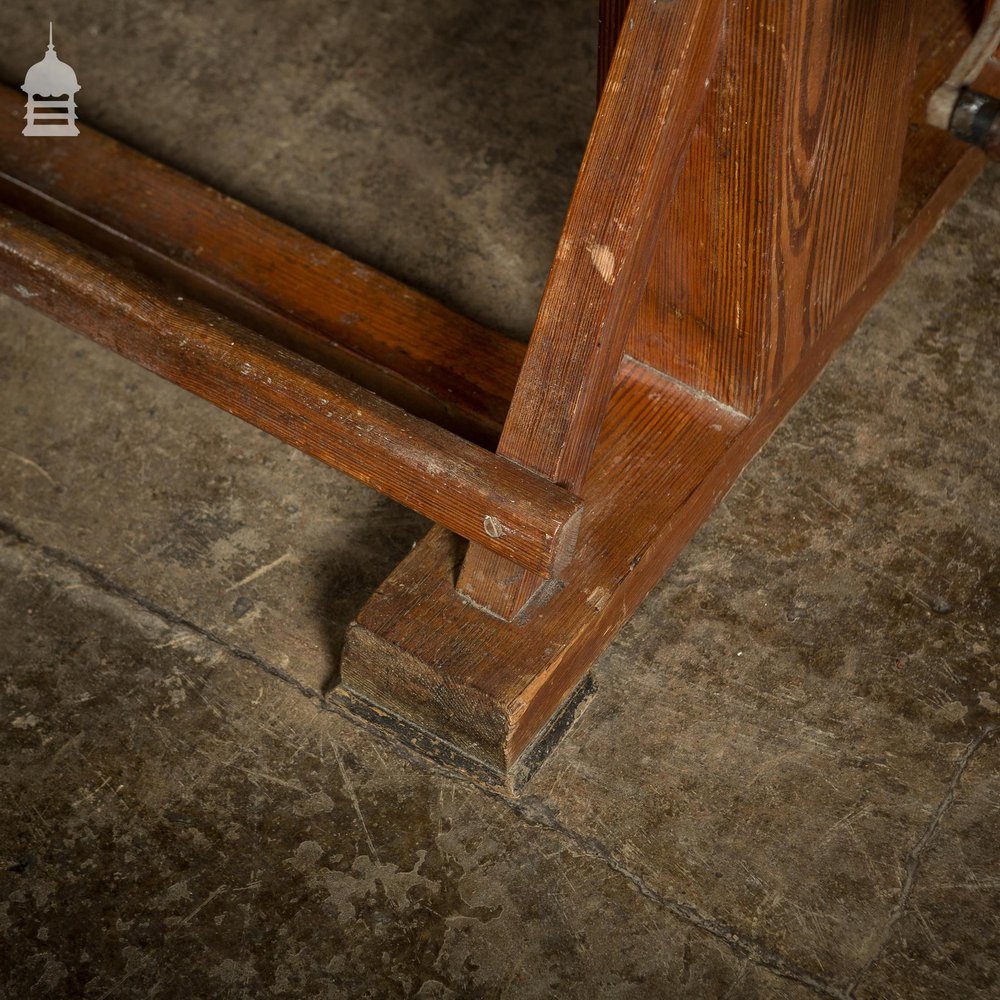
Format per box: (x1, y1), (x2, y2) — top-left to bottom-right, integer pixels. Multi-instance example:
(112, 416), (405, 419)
(626, 0), (920, 415)
(341, 0), (988, 782)
(456, 0), (725, 621)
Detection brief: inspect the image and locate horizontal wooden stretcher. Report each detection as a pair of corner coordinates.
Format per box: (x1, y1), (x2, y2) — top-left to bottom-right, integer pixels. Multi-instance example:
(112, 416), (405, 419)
(1, 0), (997, 786)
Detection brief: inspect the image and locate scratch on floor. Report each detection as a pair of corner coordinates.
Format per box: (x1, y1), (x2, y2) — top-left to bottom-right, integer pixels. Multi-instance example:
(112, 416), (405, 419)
(237, 766), (308, 794)
(179, 885), (229, 927)
(845, 724), (1000, 997)
(225, 552), (296, 591)
(329, 733), (380, 864)
(69, 774), (113, 809)
(0, 447), (60, 488)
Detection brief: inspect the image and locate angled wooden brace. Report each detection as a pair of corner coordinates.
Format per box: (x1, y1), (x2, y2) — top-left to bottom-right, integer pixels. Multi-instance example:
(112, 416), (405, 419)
(457, 0), (726, 621)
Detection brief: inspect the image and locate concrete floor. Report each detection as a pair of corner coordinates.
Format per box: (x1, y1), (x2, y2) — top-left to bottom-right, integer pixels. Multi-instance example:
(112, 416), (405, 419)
(1, 3), (999, 998)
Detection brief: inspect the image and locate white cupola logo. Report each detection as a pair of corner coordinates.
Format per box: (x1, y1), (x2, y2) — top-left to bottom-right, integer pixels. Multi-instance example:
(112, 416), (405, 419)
(21, 23), (81, 137)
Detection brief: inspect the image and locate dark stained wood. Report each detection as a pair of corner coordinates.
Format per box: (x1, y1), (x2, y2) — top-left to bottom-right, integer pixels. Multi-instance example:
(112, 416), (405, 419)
(345, 359), (749, 773)
(627, 0), (920, 415)
(342, 135), (987, 778)
(0, 86), (522, 449)
(0, 205), (581, 578)
(457, 0), (725, 620)
(340, 1), (990, 778)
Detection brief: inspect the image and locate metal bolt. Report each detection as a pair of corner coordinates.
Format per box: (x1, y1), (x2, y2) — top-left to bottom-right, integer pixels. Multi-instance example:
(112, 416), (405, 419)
(483, 515), (504, 538)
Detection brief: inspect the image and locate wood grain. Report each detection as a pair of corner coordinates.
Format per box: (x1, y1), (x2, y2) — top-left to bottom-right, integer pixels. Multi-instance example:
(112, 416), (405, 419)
(0, 86), (522, 449)
(342, 137), (987, 777)
(345, 359), (749, 772)
(0, 205), (581, 578)
(341, 0), (989, 777)
(627, 0), (920, 414)
(457, 0), (724, 620)
(597, 0), (629, 96)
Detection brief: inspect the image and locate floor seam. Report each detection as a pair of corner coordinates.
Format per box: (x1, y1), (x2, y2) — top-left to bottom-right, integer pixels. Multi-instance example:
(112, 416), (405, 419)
(0, 515), (875, 1000)
(504, 794), (852, 1000)
(844, 724), (1000, 997)
(0, 516), (324, 705)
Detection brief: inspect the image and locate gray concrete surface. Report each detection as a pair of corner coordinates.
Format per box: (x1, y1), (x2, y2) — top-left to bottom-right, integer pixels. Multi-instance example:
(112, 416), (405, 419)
(1, 3), (999, 998)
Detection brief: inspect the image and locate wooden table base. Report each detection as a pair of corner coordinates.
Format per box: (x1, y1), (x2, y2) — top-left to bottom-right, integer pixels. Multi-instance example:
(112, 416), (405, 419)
(342, 143), (985, 783)
(1, 0), (995, 786)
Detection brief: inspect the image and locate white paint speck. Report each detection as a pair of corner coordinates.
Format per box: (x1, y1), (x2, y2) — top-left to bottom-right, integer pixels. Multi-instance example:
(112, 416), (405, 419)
(586, 586), (610, 611)
(587, 243), (616, 284)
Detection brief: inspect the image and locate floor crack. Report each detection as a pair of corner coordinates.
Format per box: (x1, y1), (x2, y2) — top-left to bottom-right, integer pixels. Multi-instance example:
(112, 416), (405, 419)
(504, 793), (852, 1000)
(0, 515), (857, 1000)
(4, 513), (974, 1000)
(0, 515), (322, 706)
(845, 724), (1000, 997)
